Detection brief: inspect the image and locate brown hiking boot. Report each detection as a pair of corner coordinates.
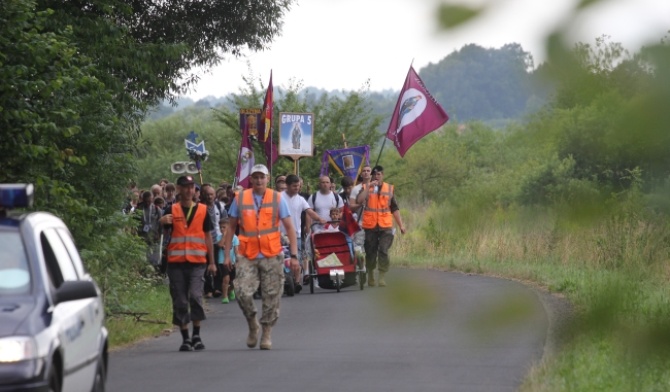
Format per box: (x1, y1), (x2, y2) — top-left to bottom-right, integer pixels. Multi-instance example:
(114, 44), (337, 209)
(260, 325), (272, 350)
(378, 272), (386, 287)
(367, 271), (376, 287)
(246, 318), (260, 348)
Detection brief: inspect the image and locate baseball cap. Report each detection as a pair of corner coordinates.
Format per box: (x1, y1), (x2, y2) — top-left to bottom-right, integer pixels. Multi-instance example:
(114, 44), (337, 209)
(251, 164), (269, 176)
(176, 175), (195, 186)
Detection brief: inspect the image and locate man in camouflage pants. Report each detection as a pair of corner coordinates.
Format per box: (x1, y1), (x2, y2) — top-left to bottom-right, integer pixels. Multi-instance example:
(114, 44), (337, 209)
(222, 164), (299, 350)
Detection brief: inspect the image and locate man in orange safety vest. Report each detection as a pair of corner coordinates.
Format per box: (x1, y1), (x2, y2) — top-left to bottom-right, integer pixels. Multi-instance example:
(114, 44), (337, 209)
(355, 165), (406, 287)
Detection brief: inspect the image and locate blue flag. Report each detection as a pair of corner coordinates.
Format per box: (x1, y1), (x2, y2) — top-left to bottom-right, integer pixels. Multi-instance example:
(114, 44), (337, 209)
(320, 145), (370, 184)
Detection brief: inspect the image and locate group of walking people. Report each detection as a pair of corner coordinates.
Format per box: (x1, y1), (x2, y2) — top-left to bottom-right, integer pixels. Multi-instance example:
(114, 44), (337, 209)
(136, 162), (406, 352)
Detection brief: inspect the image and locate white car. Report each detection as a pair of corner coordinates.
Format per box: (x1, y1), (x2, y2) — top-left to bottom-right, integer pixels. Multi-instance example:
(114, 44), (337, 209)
(0, 184), (108, 392)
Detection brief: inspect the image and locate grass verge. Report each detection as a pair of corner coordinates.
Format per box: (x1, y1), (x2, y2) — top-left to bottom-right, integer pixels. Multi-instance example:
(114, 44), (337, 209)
(106, 282), (173, 349)
(392, 201), (670, 391)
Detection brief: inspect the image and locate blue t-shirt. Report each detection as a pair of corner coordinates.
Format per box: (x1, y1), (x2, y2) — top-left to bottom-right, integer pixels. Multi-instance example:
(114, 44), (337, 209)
(228, 190), (290, 259)
(216, 233), (239, 264)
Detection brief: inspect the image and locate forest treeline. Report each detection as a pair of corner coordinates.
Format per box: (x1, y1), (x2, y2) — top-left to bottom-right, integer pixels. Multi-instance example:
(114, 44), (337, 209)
(152, 42), (548, 126)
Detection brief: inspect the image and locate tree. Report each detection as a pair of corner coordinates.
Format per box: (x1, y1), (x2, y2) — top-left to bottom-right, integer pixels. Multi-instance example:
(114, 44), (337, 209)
(38, 0), (293, 105)
(421, 43), (536, 121)
(0, 0), (135, 245)
(1, 0), (294, 247)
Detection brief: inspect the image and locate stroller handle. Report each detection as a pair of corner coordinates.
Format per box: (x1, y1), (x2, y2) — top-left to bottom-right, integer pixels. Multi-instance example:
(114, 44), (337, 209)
(310, 220), (340, 230)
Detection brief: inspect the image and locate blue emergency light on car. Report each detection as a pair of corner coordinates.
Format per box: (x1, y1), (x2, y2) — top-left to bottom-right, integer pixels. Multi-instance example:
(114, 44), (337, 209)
(0, 184), (34, 209)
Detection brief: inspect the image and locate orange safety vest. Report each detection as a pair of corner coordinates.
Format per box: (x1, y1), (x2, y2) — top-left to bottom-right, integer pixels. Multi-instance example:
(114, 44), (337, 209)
(361, 182), (394, 229)
(237, 189), (282, 258)
(167, 203), (208, 263)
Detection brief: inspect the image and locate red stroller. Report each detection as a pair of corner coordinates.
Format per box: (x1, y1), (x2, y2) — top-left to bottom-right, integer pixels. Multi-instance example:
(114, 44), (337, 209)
(306, 229), (364, 293)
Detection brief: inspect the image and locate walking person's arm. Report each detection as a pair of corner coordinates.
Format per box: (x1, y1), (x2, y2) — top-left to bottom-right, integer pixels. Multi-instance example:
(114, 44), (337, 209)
(205, 234), (217, 274)
(306, 208), (326, 225)
(223, 198), (240, 271)
(281, 217), (300, 275)
(390, 196), (406, 234)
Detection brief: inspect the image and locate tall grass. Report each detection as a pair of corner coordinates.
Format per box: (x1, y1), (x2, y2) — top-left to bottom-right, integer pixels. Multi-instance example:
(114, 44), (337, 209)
(80, 225), (173, 349)
(392, 197), (670, 391)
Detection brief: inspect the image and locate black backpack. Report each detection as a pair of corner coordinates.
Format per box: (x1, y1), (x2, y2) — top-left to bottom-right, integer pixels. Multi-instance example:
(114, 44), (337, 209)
(310, 191), (340, 208)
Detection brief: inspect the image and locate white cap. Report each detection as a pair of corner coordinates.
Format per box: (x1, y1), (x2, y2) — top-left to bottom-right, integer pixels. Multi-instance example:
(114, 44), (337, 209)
(251, 164), (269, 176)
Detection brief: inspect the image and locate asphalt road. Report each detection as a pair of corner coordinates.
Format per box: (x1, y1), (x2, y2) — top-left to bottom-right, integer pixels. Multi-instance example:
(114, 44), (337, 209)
(107, 269), (549, 392)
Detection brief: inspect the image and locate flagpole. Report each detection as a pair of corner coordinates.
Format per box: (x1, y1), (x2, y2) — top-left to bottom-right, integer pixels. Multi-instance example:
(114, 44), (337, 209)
(233, 144), (241, 188)
(373, 137), (389, 168)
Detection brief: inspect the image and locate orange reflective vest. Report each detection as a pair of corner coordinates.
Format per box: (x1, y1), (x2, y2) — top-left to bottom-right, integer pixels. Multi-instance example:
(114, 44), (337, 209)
(167, 203), (208, 263)
(237, 189), (282, 258)
(362, 183), (394, 229)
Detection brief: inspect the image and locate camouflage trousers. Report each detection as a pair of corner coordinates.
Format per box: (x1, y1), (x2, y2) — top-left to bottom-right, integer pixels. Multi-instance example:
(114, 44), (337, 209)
(364, 228), (395, 273)
(235, 254), (285, 327)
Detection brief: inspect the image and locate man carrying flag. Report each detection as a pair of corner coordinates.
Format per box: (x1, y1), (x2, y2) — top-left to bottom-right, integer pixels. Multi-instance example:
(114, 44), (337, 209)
(355, 165), (406, 287)
(386, 65), (449, 157)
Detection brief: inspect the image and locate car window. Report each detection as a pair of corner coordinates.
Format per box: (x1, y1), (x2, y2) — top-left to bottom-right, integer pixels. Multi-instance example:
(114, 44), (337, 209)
(56, 228), (86, 278)
(41, 232), (64, 289)
(42, 229), (79, 282)
(0, 230), (31, 295)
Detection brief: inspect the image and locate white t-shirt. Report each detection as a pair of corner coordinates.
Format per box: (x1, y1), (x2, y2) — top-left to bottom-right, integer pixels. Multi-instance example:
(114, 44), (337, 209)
(350, 184), (364, 203)
(308, 191), (344, 223)
(280, 191), (311, 237)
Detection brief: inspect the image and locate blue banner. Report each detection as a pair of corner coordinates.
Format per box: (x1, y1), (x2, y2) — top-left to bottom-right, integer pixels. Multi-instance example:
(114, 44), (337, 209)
(320, 145), (370, 184)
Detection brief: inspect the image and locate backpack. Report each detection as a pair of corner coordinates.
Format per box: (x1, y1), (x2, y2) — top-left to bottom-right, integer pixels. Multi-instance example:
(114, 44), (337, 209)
(214, 201), (228, 219)
(310, 191), (340, 208)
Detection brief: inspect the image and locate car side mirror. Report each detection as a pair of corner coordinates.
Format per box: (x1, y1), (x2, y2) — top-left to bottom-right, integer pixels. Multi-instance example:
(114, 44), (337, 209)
(54, 280), (98, 305)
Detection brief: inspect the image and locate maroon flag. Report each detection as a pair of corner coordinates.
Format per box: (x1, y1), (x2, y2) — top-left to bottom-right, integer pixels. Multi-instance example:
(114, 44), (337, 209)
(235, 121), (255, 189)
(386, 66), (449, 157)
(339, 204), (361, 237)
(260, 71), (279, 171)
(260, 71), (273, 142)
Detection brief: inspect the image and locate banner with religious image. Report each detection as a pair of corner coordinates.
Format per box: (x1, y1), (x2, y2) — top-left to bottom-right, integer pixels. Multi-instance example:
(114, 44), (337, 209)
(319, 145), (370, 184)
(278, 112), (314, 158)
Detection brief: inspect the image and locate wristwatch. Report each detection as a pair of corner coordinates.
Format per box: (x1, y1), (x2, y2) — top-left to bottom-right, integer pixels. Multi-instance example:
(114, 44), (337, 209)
(290, 254), (298, 259)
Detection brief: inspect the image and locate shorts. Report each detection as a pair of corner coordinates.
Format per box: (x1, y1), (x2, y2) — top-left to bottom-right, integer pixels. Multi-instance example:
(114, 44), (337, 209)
(221, 263), (237, 280)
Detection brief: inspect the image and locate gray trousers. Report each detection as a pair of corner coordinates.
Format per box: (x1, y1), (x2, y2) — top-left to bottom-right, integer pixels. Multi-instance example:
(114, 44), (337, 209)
(235, 255), (285, 327)
(364, 228), (394, 273)
(167, 263), (206, 326)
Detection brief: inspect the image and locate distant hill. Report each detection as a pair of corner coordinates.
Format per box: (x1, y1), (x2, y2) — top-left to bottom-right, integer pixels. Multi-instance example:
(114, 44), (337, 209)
(146, 43), (551, 125)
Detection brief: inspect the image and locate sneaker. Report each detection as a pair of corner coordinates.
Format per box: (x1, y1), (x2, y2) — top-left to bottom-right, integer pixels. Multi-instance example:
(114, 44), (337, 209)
(294, 283), (302, 294)
(303, 275), (310, 285)
(221, 296), (230, 304)
(179, 339), (193, 352)
(191, 336), (205, 351)
(229, 290), (236, 300)
(213, 291), (223, 298)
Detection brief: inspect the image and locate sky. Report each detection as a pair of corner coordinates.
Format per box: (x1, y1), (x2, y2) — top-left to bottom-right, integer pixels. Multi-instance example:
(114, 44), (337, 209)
(183, 0), (670, 100)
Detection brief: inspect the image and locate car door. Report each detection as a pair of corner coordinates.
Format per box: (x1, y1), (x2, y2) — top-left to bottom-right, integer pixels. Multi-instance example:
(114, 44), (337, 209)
(55, 227), (104, 365)
(41, 229), (97, 392)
